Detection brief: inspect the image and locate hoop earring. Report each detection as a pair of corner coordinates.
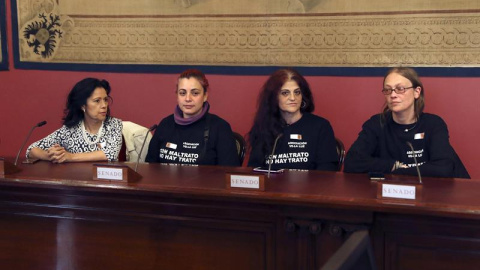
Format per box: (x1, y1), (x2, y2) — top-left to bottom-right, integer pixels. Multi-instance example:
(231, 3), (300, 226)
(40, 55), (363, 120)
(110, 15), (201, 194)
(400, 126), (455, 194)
(301, 100), (307, 109)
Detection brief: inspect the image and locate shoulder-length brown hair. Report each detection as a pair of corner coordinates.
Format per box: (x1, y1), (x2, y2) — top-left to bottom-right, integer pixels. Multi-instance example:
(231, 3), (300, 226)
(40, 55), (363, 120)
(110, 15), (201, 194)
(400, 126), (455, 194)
(382, 67), (425, 121)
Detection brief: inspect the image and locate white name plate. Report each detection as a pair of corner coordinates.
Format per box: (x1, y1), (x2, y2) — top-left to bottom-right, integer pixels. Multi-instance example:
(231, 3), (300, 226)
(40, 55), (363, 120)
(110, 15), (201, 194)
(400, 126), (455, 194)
(382, 184), (416, 199)
(226, 173), (265, 191)
(92, 163), (141, 182)
(96, 167), (124, 181)
(377, 182), (422, 201)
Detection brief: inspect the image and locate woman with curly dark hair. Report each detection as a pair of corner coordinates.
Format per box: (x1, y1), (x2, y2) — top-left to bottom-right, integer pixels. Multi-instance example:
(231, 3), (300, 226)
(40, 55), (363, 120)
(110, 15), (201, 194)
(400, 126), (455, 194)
(247, 68), (338, 171)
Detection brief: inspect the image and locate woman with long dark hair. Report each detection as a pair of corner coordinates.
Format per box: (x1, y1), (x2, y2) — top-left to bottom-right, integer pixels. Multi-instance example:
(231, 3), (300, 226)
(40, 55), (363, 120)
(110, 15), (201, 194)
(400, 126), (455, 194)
(27, 78), (123, 163)
(344, 67), (470, 178)
(247, 68), (338, 171)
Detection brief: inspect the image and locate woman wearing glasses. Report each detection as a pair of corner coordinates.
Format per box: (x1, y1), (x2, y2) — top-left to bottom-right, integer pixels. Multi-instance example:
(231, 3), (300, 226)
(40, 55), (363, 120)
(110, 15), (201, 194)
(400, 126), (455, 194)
(344, 67), (469, 178)
(247, 68), (338, 171)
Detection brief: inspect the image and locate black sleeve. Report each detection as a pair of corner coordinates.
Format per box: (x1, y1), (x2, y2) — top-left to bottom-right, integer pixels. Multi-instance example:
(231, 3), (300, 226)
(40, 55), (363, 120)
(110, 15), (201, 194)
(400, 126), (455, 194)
(247, 140), (265, 168)
(344, 118), (396, 174)
(314, 120), (339, 171)
(145, 120), (164, 163)
(215, 121), (241, 166)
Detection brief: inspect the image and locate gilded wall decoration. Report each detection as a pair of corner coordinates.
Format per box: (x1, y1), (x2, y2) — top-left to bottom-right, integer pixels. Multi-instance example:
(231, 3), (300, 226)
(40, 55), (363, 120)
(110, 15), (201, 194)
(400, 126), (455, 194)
(12, 0), (480, 71)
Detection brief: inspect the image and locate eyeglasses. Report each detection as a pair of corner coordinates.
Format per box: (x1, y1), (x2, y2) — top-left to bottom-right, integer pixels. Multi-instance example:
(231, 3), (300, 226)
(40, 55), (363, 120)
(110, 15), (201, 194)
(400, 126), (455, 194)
(381, 86), (414, 95)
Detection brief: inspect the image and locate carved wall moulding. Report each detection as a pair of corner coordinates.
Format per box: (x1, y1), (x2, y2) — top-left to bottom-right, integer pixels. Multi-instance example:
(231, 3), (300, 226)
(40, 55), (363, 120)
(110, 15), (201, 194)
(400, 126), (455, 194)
(13, 1), (480, 69)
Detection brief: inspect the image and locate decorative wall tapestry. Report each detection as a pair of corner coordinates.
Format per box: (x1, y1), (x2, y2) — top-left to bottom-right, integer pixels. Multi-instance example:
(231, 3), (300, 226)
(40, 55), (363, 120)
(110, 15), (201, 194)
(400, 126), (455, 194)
(11, 0), (480, 74)
(0, 0), (8, 70)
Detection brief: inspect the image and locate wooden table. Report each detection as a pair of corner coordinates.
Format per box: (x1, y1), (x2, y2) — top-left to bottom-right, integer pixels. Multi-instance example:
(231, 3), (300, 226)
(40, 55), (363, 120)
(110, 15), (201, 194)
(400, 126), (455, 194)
(0, 161), (479, 270)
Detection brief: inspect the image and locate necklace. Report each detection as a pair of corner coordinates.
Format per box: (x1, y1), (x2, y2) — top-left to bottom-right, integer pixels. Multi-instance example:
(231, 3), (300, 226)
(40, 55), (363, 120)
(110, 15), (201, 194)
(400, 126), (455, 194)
(403, 120), (417, 133)
(81, 121), (104, 150)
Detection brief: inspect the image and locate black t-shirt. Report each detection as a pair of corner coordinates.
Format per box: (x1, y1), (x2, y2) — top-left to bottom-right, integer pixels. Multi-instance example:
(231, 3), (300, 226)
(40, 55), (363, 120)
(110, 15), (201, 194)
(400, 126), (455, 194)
(248, 113), (338, 171)
(146, 113), (240, 166)
(344, 113), (470, 178)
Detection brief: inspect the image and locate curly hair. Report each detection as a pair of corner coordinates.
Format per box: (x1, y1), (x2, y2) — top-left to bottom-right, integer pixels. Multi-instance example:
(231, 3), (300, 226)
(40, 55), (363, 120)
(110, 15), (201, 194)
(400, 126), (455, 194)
(248, 68), (314, 153)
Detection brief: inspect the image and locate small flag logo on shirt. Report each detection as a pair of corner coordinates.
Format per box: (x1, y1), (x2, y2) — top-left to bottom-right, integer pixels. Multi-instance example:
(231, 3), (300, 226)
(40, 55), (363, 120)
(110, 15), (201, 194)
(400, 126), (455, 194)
(166, 142), (177, 149)
(290, 134), (302, 140)
(414, 133), (424, 140)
